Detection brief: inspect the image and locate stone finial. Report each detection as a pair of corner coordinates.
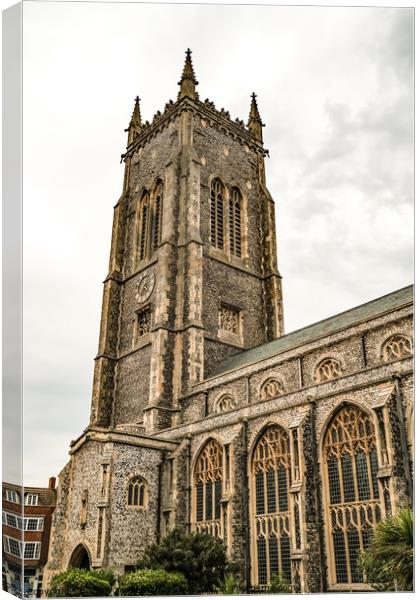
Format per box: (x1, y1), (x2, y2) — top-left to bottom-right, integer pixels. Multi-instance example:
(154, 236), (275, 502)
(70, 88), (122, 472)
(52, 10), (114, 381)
(125, 96), (142, 145)
(247, 92), (265, 142)
(178, 48), (199, 100)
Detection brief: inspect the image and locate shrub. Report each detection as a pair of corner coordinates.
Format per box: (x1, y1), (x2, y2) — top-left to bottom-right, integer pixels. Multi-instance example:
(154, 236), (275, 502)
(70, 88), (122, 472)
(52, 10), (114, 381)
(218, 573), (240, 594)
(269, 573), (291, 593)
(119, 568), (188, 596)
(138, 528), (229, 593)
(47, 568), (111, 597)
(95, 568), (116, 588)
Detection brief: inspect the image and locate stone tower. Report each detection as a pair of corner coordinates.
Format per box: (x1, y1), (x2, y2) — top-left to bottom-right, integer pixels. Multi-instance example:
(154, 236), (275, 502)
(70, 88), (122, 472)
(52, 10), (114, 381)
(90, 50), (284, 434)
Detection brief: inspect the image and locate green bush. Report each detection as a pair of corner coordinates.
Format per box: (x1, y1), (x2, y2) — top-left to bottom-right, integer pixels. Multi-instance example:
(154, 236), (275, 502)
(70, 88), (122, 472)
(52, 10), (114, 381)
(95, 568), (116, 588)
(269, 573), (291, 593)
(218, 573), (240, 594)
(119, 568), (188, 596)
(138, 528), (229, 594)
(47, 568), (111, 597)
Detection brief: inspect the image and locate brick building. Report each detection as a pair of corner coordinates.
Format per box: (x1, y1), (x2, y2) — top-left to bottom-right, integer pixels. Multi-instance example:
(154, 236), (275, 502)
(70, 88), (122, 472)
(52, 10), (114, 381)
(2, 479), (56, 597)
(44, 51), (413, 593)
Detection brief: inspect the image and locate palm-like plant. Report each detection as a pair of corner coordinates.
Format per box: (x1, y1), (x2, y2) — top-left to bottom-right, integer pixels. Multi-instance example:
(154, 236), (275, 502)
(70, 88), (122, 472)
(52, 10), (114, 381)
(360, 507), (413, 591)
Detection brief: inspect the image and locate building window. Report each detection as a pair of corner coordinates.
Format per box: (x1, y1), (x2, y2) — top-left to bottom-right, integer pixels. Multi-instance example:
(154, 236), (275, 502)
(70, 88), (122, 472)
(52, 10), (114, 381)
(382, 334), (412, 362)
(214, 394), (237, 414)
(260, 378), (284, 401)
(210, 178), (225, 250)
(138, 191), (150, 262)
(229, 187), (242, 257)
(251, 425), (292, 586)
(193, 439), (223, 538)
(25, 494), (38, 506)
(136, 306), (151, 341)
(127, 477), (147, 507)
(2, 536), (40, 560)
(314, 357), (342, 383)
(152, 180), (163, 251)
(5, 490), (19, 503)
(323, 405), (381, 586)
(2, 512), (43, 531)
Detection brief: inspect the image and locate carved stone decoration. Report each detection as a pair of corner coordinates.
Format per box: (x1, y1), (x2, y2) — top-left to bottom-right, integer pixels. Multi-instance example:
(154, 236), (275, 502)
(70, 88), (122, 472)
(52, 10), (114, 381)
(382, 334), (412, 362)
(214, 394), (237, 413)
(314, 358), (342, 383)
(219, 305), (240, 334)
(260, 377), (284, 400)
(136, 270), (155, 304)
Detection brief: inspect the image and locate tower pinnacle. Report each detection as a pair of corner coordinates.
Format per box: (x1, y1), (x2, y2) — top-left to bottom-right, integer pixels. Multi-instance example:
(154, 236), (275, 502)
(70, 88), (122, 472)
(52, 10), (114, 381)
(178, 49), (199, 100)
(125, 96), (142, 145)
(247, 93), (265, 143)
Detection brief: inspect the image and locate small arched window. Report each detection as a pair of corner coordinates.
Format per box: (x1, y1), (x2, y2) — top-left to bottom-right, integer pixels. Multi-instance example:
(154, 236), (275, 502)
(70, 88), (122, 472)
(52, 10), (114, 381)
(214, 394), (237, 413)
(260, 378), (284, 401)
(323, 405), (381, 585)
(229, 187), (242, 258)
(210, 179), (225, 250)
(315, 358), (342, 383)
(138, 191), (150, 262)
(152, 180), (163, 251)
(193, 440), (223, 538)
(128, 477), (147, 507)
(382, 334), (412, 362)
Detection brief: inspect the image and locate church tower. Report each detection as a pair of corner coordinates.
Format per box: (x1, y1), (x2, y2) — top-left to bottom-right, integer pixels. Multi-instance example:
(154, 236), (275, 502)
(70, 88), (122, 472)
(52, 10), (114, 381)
(90, 50), (284, 433)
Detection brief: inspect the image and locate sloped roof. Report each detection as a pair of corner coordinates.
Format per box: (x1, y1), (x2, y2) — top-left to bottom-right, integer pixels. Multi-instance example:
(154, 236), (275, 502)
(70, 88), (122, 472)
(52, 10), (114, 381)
(210, 285), (413, 377)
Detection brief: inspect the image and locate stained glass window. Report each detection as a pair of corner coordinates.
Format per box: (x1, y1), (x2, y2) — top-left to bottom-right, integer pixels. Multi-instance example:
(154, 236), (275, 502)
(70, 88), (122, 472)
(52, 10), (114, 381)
(324, 405), (381, 585)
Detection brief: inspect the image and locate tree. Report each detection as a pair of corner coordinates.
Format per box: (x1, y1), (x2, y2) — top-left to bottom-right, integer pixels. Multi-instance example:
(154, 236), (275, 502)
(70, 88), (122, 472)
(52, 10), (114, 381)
(139, 528), (229, 594)
(360, 508), (413, 591)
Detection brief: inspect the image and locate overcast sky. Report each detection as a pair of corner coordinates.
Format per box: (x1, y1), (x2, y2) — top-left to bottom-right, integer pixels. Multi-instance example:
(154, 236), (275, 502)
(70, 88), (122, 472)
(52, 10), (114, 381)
(16, 2), (413, 486)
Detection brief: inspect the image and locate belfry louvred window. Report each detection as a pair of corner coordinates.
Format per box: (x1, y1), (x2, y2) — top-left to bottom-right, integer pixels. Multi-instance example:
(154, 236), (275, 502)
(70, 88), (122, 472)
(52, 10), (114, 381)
(210, 180), (243, 257)
(323, 405), (381, 585)
(251, 425), (292, 586)
(210, 179), (225, 250)
(229, 187), (242, 257)
(193, 439), (223, 539)
(137, 181), (163, 261)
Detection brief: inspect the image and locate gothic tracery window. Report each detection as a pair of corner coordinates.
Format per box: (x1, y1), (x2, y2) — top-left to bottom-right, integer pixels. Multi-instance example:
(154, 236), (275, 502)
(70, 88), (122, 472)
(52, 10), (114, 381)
(193, 439), (223, 538)
(315, 358), (342, 383)
(128, 477), (147, 507)
(260, 378), (284, 401)
(219, 304), (240, 335)
(382, 334), (412, 362)
(210, 180), (243, 257)
(251, 425), (292, 586)
(323, 405), (381, 585)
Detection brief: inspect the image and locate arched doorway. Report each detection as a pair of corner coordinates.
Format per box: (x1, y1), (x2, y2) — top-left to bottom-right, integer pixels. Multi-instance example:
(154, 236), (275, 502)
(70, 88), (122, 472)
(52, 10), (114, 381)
(69, 544), (91, 570)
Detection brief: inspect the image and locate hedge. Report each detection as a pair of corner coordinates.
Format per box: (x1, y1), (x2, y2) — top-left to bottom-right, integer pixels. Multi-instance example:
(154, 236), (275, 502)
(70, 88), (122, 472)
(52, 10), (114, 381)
(119, 568), (188, 596)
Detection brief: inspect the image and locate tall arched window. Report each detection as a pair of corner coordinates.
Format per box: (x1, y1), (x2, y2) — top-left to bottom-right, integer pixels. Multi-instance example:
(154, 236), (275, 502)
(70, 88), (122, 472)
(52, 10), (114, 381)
(323, 405), (381, 585)
(152, 180), (163, 251)
(229, 187), (242, 257)
(210, 179), (225, 250)
(138, 191), (150, 261)
(251, 425), (291, 586)
(127, 477), (147, 508)
(193, 439), (223, 538)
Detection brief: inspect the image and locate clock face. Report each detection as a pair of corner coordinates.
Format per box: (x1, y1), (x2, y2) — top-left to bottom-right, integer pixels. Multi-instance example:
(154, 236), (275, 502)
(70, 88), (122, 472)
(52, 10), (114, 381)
(136, 271), (155, 304)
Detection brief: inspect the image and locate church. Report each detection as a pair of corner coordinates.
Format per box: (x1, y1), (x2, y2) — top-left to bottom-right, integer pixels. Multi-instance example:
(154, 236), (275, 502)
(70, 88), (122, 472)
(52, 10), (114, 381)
(45, 50), (413, 593)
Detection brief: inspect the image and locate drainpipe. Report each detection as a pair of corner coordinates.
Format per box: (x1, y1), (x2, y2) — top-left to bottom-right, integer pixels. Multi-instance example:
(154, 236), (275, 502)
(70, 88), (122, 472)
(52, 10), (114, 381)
(186, 435), (192, 532)
(156, 451), (165, 542)
(240, 418), (251, 591)
(309, 399), (326, 593)
(393, 376), (413, 505)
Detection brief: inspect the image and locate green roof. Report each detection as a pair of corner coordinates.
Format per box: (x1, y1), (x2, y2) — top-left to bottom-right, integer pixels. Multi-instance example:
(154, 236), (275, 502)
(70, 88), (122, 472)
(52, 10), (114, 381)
(210, 285), (413, 378)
